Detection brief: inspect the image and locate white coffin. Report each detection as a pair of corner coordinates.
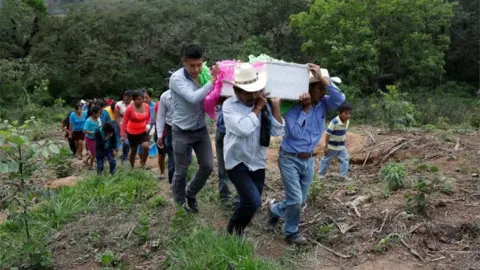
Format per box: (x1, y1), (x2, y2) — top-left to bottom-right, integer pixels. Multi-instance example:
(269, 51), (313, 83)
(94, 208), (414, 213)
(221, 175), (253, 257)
(221, 61), (331, 100)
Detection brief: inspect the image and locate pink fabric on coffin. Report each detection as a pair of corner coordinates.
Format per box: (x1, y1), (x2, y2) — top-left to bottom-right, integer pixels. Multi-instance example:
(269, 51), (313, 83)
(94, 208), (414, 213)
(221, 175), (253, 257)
(203, 60), (239, 119)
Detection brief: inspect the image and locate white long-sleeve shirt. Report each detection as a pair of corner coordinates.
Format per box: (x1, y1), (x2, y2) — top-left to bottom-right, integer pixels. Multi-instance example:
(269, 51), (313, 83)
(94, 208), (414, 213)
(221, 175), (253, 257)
(223, 95), (285, 171)
(155, 90), (174, 136)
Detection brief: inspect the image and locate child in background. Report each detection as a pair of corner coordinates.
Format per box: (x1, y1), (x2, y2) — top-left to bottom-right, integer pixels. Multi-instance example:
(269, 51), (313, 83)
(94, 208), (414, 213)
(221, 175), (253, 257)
(318, 103), (353, 181)
(83, 106), (102, 170)
(95, 122), (118, 175)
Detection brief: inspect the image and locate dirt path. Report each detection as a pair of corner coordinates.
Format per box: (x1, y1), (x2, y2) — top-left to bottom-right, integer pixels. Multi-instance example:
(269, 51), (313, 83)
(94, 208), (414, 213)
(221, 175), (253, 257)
(19, 127), (480, 269)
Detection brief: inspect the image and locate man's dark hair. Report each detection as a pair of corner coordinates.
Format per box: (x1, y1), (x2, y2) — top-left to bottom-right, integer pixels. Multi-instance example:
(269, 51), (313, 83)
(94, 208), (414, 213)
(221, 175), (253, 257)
(90, 106), (100, 115)
(181, 44), (204, 59)
(75, 104), (82, 110)
(103, 122), (115, 134)
(338, 103), (353, 113)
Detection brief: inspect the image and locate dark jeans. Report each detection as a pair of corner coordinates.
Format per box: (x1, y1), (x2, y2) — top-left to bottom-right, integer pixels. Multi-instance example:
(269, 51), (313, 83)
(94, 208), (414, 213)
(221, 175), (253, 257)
(227, 163), (265, 235)
(66, 134), (76, 155)
(165, 124), (192, 184)
(172, 125), (213, 205)
(96, 149), (116, 175)
(121, 138), (130, 162)
(215, 130), (232, 200)
(115, 122), (129, 162)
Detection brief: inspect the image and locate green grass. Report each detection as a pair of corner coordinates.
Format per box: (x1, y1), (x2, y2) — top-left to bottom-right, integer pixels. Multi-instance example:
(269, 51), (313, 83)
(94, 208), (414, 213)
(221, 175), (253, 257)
(0, 168), (157, 268)
(0, 166), (280, 269)
(165, 228), (279, 270)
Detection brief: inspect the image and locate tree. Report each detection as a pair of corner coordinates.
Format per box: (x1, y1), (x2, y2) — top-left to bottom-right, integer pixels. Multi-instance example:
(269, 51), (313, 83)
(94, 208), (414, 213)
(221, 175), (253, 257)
(446, 0), (480, 89)
(0, 0), (47, 59)
(291, 0), (454, 93)
(0, 57), (48, 106)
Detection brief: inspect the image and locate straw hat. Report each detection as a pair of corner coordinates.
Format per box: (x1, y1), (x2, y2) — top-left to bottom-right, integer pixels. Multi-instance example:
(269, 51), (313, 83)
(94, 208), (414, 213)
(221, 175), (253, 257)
(223, 63), (267, 92)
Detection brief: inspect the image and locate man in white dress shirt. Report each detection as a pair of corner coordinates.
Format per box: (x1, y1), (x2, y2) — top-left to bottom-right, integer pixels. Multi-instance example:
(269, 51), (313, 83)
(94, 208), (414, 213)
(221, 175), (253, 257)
(222, 63), (284, 235)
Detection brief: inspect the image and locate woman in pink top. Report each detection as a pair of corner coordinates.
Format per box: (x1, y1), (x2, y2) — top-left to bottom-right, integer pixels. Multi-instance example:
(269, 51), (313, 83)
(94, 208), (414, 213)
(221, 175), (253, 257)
(121, 91), (151, 168)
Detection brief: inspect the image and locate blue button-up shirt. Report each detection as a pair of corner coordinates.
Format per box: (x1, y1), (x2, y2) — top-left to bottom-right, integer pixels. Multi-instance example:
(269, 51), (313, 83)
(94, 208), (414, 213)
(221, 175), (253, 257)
(281, 83), (345, 153)
(223, 95), (285, 171)
(170, 68), (213, 130)
(216, 105), (226, 134)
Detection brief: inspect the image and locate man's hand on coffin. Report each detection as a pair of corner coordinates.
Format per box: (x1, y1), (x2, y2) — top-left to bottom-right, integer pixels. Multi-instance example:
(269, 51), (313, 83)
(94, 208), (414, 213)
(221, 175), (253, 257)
(268, 97), (281, 109)
(308, 63), (330, 87)
(299, 93), (312, 113)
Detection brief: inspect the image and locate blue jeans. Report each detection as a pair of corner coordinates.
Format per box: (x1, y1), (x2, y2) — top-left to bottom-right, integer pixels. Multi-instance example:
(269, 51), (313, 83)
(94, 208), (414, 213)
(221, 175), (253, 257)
(318, 148), (349, 177)
(96, 149), (116, 175)
(227, 163), (265, 235)
(271, 151), (314, 236)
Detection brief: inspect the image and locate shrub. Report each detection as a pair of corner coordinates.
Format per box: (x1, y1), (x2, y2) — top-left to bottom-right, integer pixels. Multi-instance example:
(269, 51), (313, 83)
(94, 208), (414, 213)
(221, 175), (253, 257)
(404, 179), (433, 214)
(380, 162), (408, 191)
(47, 147), (73, 178)
(373, 85), (416, 131)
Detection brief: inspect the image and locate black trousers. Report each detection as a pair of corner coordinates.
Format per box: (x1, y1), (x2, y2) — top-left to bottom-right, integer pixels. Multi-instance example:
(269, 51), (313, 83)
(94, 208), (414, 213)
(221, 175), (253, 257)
(227, 163), (265, 235)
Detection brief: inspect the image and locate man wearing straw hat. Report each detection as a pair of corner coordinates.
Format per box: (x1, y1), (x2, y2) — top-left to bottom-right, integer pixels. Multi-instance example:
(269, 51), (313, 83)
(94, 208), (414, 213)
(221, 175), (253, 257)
(169, 45), (219, 212)
(268, 64), (346, 245)
(222, 62), (284, 236)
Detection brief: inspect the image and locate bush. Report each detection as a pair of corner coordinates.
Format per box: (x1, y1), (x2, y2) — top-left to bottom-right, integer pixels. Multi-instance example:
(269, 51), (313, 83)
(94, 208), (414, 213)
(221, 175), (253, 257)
(47, 147), (73, 178)
(404, 179), (433, 214)
(380, 162), (408, 191)
(373, 85), (416, 130)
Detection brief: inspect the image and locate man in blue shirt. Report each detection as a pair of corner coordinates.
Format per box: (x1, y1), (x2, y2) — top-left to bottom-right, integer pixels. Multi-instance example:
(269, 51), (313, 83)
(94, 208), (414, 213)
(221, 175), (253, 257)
(169, 44), (219, 212)
(268, 64), (346, 245)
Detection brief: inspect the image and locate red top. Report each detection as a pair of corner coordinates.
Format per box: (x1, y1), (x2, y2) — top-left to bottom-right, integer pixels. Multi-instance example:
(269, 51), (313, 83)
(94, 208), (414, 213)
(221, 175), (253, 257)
(121, 103), (151, 137)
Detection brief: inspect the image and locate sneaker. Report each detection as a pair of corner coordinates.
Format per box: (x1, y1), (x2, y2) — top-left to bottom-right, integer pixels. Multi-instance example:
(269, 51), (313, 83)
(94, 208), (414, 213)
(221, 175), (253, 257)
(186, 196), (199, 213)
(267, 205), (280, 232)
(318, 174), (326, 180)
(158, 174), (165, 180)
(285, 233), (308, 245)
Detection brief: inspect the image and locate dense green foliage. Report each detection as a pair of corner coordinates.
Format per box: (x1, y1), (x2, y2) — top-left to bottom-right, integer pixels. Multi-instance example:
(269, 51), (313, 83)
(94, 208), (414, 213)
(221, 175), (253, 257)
(0, 0), (478, 126)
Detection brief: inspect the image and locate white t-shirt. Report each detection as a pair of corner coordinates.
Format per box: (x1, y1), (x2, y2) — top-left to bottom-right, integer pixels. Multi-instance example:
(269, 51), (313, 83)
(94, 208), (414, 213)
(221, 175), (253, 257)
(115, 101), (128, 124)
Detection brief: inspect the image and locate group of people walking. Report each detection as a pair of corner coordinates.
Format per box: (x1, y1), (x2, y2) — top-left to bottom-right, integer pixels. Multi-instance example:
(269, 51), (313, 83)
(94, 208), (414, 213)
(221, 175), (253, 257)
(62, 44), (353, 245)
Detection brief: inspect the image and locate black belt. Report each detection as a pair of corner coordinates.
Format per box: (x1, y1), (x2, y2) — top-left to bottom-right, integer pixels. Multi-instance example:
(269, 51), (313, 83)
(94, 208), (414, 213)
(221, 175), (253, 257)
(173, 124), (206, 133)
(281, 148), (317, 160)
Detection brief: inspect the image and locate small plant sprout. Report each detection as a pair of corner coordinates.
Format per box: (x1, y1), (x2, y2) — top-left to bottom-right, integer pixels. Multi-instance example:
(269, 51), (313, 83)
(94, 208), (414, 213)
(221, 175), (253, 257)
(346, 185), (357, 195)
(308, 180), (325, 202)
(373, 234), (399, 253)
(147, 195), (168, 208)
